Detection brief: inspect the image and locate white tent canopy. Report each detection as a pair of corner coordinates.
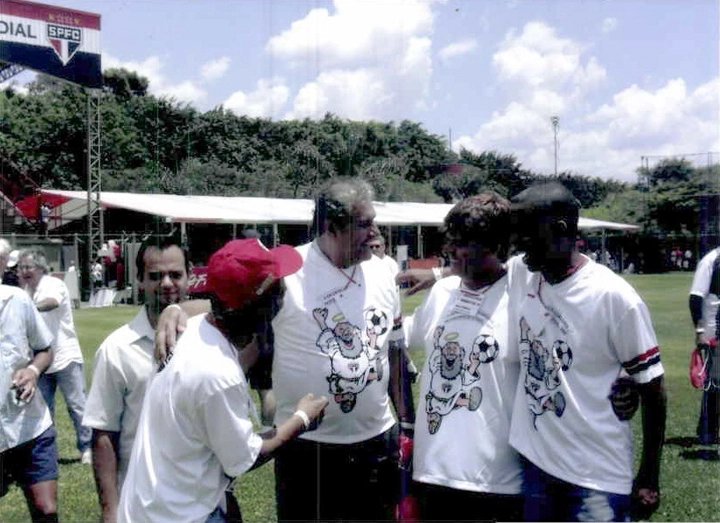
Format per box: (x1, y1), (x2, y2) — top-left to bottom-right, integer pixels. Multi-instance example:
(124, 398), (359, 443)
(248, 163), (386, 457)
(41, 189), (640, 231)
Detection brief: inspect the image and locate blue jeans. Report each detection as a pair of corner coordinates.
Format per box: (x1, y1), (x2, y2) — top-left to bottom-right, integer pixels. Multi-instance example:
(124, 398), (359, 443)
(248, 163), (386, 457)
(37, 362), (92, 454)
(523, 458), (631, 522)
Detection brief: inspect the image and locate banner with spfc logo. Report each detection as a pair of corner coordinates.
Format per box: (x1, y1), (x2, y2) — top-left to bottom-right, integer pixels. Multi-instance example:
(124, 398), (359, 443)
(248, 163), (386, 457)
(0, 0), (101, 88)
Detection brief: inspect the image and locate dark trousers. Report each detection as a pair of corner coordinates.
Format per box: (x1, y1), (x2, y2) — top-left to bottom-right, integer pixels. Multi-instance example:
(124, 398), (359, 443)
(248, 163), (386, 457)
(413, 481), (523, 522)
(698, 343), (720, 444)
(274, 428), (399, 522)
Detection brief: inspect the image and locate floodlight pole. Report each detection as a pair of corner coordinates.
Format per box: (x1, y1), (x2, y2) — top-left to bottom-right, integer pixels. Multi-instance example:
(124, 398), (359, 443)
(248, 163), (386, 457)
(551, 116), (559, 176)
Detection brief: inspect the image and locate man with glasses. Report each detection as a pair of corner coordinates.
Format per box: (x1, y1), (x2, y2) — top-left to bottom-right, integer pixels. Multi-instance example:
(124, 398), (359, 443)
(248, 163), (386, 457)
(17, 249), (92, 465)
(368, 234), (400, 278)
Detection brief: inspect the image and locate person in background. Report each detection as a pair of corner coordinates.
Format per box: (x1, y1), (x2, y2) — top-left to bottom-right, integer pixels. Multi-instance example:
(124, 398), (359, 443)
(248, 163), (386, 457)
(2, 248), (20, 287)
(83, 234), (190, 522)
(368, 234), (400, 278)
(118, 238), (328, 522)
(0, 239), (58, 522)
(17, 248), (92, 465)
(689, 246), (720, 445)
(509, 182), (666, 522)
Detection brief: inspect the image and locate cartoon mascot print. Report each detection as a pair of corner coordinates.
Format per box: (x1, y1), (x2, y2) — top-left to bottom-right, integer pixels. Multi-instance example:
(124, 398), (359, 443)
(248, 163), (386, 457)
(312, 307), (384, 413)
(425, 326), (495, 434)
(519, 317), (573, 428)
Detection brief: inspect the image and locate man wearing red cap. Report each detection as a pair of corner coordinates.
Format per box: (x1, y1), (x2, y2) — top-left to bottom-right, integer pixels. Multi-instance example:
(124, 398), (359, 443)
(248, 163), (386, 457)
(118, 239), (328, 523)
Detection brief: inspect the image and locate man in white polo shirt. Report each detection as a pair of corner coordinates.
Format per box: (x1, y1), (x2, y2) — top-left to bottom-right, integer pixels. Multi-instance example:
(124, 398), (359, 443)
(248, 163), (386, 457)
(83, 234), (189, 522)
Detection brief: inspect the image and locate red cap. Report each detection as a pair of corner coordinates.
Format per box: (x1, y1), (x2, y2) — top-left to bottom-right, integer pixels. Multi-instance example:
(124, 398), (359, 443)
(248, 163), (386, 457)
(202, 239), (302, 309)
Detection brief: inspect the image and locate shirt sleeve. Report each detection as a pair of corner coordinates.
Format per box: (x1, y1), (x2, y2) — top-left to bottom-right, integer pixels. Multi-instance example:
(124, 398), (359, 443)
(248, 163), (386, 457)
(200, 386), (262, 478)
(35, 276), (65, 304)
(83, 344), (126, 432)
(615, 302), (664, 384)
(690, 251), (716, 298)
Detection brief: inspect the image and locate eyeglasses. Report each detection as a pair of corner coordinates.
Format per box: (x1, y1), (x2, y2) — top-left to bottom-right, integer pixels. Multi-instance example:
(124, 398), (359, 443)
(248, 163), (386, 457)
(18, 265), (38, 271)
(369, 244), (383, 250)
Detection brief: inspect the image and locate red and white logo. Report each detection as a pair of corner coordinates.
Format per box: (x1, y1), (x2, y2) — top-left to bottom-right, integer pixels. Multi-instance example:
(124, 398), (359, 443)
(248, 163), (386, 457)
(46, 23), (82, 65)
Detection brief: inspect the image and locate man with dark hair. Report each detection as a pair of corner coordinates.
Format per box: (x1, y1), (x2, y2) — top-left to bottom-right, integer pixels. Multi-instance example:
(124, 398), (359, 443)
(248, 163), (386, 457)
(407, 192), (524, 522)
(0, 239), (58, 522)
(118, 239), (328, 522)
(83, 234), (190, 522)
(508, 182), (666, 521)
(689, 246), (720, 444)
(18, 248), (92, 464)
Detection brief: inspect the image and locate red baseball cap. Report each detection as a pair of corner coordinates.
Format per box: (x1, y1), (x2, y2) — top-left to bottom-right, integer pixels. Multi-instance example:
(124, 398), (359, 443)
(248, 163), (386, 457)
(202, 239), (302, 309)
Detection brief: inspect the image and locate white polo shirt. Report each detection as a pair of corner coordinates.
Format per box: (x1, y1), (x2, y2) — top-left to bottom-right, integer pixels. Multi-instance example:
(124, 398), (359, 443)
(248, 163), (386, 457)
(118, 315), (262, 523)
(83, 307), (156, 486)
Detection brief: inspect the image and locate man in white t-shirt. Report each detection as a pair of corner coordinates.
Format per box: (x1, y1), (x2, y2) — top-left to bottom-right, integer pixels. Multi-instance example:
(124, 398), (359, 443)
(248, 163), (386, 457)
(18, 249), (92, 464)
(508, 182), (666, 522)
(83, 234), (190, 522)
(368, 235), (400, 277)
(689, 246), (720, 444)
(407, 192), (523, 522)
(270, 178), (415, 522)
(118, 239), (328, 523)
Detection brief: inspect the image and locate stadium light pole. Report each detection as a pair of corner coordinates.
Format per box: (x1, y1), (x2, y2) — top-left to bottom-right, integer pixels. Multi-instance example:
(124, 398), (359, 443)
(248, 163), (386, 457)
(551, 116), (559, 176)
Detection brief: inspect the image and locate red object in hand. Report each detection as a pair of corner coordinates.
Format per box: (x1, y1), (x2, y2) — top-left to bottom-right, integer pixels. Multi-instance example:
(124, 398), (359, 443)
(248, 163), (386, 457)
(399, 432), (414, 469)
(395, 494), (420, 522)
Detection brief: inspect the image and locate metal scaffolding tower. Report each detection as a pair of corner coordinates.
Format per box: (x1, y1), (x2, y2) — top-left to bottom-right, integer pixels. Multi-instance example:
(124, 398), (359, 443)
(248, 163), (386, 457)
(87, 90), (103, 291)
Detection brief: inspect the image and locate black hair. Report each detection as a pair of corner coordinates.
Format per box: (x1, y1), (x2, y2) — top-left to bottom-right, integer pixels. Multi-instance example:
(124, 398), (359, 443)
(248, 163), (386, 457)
(135, 232), (190, 281)
(511, 182), (580, 236)
(442, 191), (511, 256)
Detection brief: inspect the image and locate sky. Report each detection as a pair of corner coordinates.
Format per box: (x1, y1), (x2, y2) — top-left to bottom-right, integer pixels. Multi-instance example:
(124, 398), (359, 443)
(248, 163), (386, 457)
(5, 0), (720, 183)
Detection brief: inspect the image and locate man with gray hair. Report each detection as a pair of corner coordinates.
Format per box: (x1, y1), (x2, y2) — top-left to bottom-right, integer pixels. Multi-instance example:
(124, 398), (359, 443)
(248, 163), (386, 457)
(0, 239), (58, 521)
(272, 177), (416, 521)
(17, 248), (91, 464)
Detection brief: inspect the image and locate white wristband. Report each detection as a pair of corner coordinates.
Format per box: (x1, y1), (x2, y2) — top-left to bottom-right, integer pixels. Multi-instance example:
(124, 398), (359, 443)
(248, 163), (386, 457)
(431, 267), (443, 281)
(166, 303), (183, 313)
(27, 364), (41, 377)
(293, 409), (310, 430)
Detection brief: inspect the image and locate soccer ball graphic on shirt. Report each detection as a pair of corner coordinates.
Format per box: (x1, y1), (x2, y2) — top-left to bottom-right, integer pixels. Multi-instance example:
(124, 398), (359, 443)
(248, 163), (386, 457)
(553, 340), (573, 371)
(471, 333), (499, 364)
(364, 308), (389, 336)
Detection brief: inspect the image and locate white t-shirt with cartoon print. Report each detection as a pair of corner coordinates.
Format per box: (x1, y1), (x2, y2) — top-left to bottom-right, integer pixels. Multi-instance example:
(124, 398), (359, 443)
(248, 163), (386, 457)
(272, 241), (402, 444)
(408, 274), (523, 495)
(690, 247), (720, 336)
(508, 256), (664, 495)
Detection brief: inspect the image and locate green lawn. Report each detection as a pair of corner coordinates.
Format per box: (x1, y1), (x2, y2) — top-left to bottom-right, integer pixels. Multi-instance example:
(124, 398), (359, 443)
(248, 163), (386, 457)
(1, 272), (718, 521)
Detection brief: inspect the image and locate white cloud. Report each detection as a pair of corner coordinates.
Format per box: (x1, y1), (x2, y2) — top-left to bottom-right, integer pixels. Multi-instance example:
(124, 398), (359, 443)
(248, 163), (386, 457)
(266, 0), (435, 121)
(102, 52), (230, 106)
(224, 78), (290, 118)
(200, 57), (231, 83)
(601, 17), (618, 33)
(438, 38), (477, 60)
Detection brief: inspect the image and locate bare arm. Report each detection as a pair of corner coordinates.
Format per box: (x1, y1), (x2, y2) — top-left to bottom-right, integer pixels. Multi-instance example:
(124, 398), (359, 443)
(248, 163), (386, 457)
(34, 297), (59, 312)
(395, 267), (450, 296)
(91, 430), (120, 523)
(250, 393), (328, 470)
(388, 338), (416, 429)
(689, 294), (709, 346)
(633, 375), (667, 518)
(12, 348), (53, 403)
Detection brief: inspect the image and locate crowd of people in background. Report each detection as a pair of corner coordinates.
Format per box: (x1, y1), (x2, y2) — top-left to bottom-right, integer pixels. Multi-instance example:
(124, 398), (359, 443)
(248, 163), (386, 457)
(0, 177), (716, 522)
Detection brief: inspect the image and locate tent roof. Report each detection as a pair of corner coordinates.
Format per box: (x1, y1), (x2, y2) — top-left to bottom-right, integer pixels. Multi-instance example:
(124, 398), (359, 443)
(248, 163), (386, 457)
(40, 189), (640, 231)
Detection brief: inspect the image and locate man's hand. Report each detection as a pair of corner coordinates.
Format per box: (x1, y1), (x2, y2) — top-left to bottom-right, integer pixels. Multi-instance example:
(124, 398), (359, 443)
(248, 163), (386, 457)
(12, 367), (39, 403)
(295, 393), (329, 431)
(396, 269), (437, 296)
(632, 484), (660, 520)
(155, 305), (188, 363)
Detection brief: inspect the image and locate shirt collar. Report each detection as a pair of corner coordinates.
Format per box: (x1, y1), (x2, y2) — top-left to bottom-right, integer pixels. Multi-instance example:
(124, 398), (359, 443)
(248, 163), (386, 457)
(127, 307), (156, 344)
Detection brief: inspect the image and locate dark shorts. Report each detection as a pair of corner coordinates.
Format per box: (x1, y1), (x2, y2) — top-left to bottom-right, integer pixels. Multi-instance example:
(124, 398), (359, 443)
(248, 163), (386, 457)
(0, 427), (58, 497)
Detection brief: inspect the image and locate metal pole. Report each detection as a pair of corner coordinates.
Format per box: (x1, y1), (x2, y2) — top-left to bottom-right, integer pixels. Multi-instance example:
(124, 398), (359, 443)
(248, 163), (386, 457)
(551, 116), (559, 176)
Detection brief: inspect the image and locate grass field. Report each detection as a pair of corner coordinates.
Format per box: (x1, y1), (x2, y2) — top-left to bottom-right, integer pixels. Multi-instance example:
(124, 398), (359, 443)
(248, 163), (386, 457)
(1, 272), (718, 521)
